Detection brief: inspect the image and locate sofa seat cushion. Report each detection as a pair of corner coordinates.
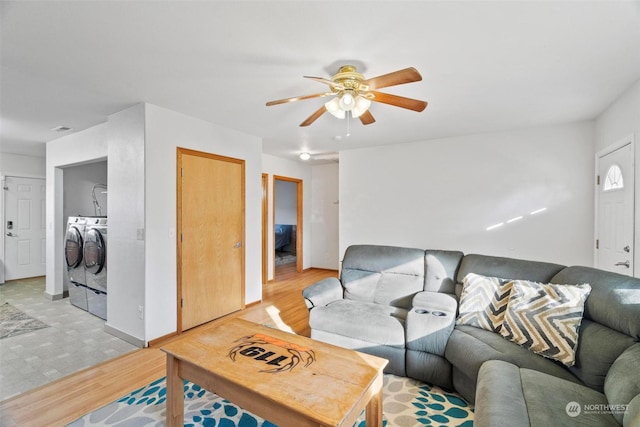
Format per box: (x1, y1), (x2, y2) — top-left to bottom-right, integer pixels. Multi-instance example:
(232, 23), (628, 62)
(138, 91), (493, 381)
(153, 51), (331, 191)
(308, 299), (407, 347)
(446, 325), (581, 385)
(476, 360), (619, 427)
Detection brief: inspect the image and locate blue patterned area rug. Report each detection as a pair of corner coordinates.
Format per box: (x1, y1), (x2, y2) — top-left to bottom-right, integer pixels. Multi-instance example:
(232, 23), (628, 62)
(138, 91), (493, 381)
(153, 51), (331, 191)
(67, 374), (473, 426)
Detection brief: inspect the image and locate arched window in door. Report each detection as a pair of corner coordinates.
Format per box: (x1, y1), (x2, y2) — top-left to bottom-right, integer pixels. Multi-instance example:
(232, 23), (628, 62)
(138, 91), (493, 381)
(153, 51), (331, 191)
(603, 164), (624, 191)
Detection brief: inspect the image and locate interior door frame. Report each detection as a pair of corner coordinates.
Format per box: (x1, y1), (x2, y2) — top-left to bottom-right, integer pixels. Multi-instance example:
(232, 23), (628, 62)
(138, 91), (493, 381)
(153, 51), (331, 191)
(176, 147), (246, 333)
(593, 133), (636, 273)
(273, 175), (303, 275)
(261, 173), (269, 284)
(1, 174), (6, 284)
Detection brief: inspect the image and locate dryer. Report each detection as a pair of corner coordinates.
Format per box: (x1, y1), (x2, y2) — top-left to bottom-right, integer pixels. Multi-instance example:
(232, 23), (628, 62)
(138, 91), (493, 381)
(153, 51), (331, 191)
(84, 216), (107, 320)
(65, 216), (87, 310)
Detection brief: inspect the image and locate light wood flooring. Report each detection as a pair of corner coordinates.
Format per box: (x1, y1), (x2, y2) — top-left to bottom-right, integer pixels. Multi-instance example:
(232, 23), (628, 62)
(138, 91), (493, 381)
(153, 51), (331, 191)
(0, 266), (337, 427)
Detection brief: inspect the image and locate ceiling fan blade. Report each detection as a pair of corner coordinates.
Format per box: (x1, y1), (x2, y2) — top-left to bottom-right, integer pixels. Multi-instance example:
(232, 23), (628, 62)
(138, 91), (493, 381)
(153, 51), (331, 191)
(362, 67), (422, 90)
(300, 105), (327, 127)
(359, 110), (375, 125)
(303, 76), (345, 90)
(266, 92), (332, 106)
(369, 91), (428, 112)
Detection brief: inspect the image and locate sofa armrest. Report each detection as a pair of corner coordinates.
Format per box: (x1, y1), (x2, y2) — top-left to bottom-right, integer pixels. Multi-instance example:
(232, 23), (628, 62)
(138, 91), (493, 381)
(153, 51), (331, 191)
(302, 277), (343, 309)
(475, 360), (530, 427)
(406, 291), (458, 356)
(412, 291), (458, 312)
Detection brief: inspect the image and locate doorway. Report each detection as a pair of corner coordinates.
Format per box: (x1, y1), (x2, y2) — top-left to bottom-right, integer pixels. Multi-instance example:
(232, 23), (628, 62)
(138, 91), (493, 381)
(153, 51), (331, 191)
(177, 148), (245, 332)
(3, 176), (46, 281)
(595, 136), (635, 276)
(273, 176), (302, 279)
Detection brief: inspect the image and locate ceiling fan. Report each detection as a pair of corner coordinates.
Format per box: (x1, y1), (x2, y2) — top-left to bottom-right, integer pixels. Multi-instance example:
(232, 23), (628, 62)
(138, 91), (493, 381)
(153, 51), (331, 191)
(266, 65), (428, 127)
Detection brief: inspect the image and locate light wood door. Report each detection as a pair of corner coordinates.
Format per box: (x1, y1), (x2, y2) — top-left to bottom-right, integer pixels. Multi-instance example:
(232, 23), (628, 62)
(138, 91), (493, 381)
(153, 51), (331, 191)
(178, 148), (245, 331)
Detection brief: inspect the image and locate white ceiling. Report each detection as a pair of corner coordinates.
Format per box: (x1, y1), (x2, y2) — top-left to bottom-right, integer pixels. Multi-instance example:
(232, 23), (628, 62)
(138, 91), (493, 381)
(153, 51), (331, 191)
(2, 1), (640, 161)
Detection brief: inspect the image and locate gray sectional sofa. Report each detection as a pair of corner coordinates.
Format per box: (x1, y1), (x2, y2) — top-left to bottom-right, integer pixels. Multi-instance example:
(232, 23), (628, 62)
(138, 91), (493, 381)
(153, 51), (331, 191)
(302, 244), (640, 426)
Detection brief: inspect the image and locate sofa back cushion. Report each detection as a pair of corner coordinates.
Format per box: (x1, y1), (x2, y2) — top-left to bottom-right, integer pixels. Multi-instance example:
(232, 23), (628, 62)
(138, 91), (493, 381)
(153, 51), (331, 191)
(425, 249), (464, 294)
(550, 266), (640, 396)
(551, 266), (640, 340)
(341, 245), (425, 309)
(570, 319), (636, 393)
(457, 254), (566, 285)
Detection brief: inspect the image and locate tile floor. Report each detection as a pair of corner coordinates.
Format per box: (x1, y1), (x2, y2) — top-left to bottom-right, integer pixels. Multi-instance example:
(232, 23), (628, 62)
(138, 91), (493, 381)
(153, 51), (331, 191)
(0, 276), (138, 401)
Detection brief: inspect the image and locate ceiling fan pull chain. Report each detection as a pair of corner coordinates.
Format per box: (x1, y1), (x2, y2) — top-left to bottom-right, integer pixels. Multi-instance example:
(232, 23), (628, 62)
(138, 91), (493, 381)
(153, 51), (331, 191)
(346, 111), (351, 137)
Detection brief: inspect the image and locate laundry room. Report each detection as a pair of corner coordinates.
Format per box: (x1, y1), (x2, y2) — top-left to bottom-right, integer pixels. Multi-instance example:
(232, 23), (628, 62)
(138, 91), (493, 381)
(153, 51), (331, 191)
(63, 160), (108, 319)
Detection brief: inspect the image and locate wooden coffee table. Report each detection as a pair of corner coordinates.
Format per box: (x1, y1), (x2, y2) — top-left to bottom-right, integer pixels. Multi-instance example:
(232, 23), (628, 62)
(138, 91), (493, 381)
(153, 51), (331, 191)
(161, 318), (388, 427)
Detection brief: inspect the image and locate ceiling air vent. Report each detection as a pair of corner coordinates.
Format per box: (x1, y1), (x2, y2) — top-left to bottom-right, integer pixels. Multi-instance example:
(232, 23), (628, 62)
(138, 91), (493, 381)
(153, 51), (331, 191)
(50, 125), (73, 132)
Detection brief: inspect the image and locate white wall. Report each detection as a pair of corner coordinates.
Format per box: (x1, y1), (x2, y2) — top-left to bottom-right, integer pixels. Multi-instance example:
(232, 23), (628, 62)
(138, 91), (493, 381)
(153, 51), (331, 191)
(46, 123), (108, 298)
(275, 180), (297, 224)
(63, 161), (108, 219)
(0, 153), (46, 178)
(311, 163), (339, 270)
(340, 122), (595, 267)
(0, 153), (46, 283)
(262, 154), (313, 281)
(106, 104), (146, 344)
(595, 78), (640, 276)
(144, 103), (263, 342)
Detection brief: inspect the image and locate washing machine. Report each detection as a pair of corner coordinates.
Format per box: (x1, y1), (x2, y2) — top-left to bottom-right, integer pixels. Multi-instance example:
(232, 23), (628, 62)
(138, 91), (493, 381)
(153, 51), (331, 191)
(84, 216), (107, 320)
(65, 216), (88, 310)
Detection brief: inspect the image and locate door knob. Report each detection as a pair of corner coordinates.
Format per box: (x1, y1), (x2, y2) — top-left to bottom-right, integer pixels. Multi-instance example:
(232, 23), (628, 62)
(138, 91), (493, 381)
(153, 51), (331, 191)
(6, 232), (17, 237)
(615, 260), (630, 268)
(623, 245), (631, 253)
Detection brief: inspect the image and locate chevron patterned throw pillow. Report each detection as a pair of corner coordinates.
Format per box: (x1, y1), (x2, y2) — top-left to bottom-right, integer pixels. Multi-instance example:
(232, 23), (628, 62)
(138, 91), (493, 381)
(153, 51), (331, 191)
(456, 273), (514, 333)
(499, 280), (591, 366)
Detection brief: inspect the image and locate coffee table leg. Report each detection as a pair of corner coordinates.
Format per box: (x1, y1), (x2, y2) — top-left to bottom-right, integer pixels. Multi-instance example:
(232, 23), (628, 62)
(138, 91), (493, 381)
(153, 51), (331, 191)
(166, 354), (184, 427)
(365, 374), (384, 427)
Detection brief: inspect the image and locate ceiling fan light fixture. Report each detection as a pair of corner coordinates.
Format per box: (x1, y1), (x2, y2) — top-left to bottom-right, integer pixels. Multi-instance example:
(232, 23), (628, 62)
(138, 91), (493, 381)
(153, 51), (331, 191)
(351, 96), (371, 118)
(325, 97), (345, 119)
(338, 92), (355, 111)
(267, 65), (426, 127)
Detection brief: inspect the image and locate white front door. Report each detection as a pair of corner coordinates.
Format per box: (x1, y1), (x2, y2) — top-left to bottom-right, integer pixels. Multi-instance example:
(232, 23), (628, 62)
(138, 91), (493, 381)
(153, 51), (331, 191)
(4, 176), (46, 280)
(596, 140), (634, 276)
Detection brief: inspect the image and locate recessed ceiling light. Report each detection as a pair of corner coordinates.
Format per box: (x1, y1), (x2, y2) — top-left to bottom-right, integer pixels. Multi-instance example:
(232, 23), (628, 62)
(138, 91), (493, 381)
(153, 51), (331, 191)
(299, 152), (311, 161)
(51, 125), (73, 132)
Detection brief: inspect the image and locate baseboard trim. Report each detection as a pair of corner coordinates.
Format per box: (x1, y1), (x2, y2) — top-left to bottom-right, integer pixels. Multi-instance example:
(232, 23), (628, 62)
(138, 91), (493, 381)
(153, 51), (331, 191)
(245, 299), (262, 309)
(104, 323), (145, 348)
(148, 332), (177, 347)
(48, 291), (68, 301)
